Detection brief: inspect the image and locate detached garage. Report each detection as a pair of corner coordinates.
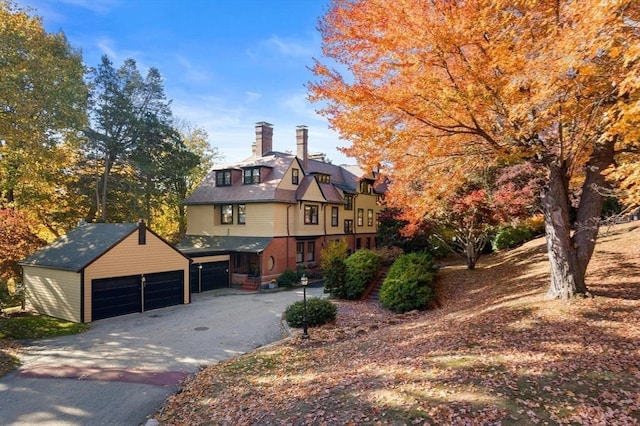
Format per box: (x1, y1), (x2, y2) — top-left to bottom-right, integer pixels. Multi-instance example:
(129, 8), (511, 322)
(20, 221), (190, 323)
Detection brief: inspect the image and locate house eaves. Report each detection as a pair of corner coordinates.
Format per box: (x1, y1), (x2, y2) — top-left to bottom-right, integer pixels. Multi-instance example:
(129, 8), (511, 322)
(19, 223), (138, 273)
(177, 235), (273, 255)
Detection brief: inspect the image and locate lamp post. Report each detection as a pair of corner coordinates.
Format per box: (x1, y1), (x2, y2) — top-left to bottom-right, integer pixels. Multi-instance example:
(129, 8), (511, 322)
(300, 274), (309, 339)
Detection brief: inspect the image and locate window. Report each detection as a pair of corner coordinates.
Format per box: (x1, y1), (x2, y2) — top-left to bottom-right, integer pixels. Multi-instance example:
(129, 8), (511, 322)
(304, 205), (319, 224)
(356, 238), (362, 250)
(366, 237), (371, 249)
(216, 170), (232, 186)
(367, 209), (374, 226)
(360, 180), (372, 194)
(296, 242), (304, 263)
(238, 204), (246, 224)
(331, 206), (339, 227)
(345, 195), (353, 210)
(292, 168), (299, 185)
(221, 204), (233, 224)
(307, 242), (315, 262)
(243, 167), (260, 184)
(234, 253), (242, 268)
(344, 219), (353, 234)
(357, 208), (364, 226)
(316, 174), (330, 184)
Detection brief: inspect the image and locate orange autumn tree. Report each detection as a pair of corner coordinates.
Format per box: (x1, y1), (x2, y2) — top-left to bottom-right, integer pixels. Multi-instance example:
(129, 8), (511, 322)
(309, 0), (640, 299)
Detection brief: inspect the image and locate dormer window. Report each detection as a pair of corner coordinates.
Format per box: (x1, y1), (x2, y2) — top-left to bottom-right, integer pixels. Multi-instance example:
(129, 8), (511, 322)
(243, 167), (261, 184)
(316, 174), (330, 184)
(216, 170), (232, 187)
(292, 168), (299, 185)
(360, 180), (372, 193)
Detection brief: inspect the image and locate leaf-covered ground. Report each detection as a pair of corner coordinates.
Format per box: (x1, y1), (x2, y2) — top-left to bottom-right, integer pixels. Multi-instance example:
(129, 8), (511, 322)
(157, 222), (637, 424)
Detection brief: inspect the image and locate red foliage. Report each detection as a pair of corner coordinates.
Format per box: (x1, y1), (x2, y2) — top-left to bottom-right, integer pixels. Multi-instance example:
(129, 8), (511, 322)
(0, 208), (45, 281)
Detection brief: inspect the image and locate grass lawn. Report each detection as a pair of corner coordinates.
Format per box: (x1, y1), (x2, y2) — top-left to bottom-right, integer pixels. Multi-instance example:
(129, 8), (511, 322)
(0, 310), (89, 377)
(156, 222), (640, 425)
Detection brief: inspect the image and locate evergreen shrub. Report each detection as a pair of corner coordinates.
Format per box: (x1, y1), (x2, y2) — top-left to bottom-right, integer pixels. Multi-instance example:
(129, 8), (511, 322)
(344, 249), (381, 300)
(492, 224), (534, 251)
(379, 252), (437, 313)
(285, 298), (337, 328)
(277, 269), (299, 288)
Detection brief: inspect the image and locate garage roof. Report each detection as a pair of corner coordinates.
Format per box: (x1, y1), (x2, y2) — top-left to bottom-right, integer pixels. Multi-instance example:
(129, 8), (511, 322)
(20, 223), (139, 272)
(177, 235), (272, 255)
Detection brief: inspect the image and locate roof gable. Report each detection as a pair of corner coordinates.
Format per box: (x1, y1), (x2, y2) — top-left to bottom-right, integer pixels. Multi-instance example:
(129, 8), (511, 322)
(184, 153), (296, 205)
(20, 223), (138, 272)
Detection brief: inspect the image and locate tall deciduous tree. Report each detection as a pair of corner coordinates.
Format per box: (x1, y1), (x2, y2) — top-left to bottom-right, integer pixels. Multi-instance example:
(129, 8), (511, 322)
(0, 1), (87, 207)
(310, 0), (639, 299)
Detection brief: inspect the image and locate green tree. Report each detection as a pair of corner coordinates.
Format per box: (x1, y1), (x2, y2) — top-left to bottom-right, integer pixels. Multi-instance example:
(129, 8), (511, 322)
(85, 56), (175, 222)
(320, 239), (348, 298)
(159, 121), (220, 240)
(344, 249), (381, 299)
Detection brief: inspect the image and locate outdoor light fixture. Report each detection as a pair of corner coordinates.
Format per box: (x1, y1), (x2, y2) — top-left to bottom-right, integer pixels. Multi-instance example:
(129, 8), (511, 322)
(301, 274), (309, 339)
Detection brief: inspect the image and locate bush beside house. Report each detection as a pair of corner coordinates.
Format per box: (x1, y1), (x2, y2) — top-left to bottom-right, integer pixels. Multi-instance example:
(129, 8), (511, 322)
(343, 249), (381, 300)
(379, 252), (437, 313)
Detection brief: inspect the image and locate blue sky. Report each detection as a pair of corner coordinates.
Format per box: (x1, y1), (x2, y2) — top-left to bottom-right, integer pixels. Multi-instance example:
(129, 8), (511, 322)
(17, 0), (353, 164)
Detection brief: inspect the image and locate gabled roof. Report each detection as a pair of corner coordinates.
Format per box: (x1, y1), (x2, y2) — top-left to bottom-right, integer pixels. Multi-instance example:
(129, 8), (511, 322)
(20, 223), (139, 272)
(177, 235), (272, 255)
(184, 153), (297, 205)
(183, 149), (384, 206)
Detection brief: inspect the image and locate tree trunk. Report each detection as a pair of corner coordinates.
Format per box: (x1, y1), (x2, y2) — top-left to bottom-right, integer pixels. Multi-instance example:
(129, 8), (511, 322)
(466, 240), (477, 270)
(542, 162), (583, 299)
(98, 152), (114, 222)
(543, 140), (616, 299)
(571, 139), (616, 288)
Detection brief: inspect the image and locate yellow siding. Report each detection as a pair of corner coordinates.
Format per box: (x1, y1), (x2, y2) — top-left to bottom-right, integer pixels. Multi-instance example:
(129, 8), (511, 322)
(303, 180), (325, 202)
(24, 266), (81, 323)
(271, 203), (292, 236)
(186, 205), (214, 235)
(189, 203), (294, 237)
(228, 203), (276, 237)
(291, 202), (325, 236)
(355, 193), (381, 234)
(84, 231), (189, 322)
(278, 161), (303, 191)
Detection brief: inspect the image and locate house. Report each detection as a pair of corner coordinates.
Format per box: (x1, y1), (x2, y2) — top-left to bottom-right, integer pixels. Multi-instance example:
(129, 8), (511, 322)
(20, 221), (190, 323)
(178, 122), (385, 289)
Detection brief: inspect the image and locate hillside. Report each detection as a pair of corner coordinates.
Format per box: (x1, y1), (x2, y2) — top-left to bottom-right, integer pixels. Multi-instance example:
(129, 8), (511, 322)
(156, 222), (640, 425)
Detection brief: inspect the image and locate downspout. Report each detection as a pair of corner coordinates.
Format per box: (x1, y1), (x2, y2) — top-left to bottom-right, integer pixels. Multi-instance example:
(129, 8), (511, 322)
(287, 204), (292, 270)
(353, 193), (359, 249)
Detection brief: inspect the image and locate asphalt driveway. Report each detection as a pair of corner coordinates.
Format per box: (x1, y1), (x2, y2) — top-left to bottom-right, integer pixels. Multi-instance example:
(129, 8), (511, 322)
(0, 285), (325, 425)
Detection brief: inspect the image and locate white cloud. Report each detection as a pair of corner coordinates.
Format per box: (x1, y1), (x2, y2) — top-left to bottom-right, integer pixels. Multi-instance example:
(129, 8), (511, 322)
(175, 55), (212, 84)
(264, 36), (316, 57)
(281, 91), (325, 124)
(59, 0), (119, 14)
(244, 92), (262, 103)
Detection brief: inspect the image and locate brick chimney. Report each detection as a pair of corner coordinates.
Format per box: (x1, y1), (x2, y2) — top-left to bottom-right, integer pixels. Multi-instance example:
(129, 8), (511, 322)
(254, 122), (273, 157)
(296, 125), (308, 170)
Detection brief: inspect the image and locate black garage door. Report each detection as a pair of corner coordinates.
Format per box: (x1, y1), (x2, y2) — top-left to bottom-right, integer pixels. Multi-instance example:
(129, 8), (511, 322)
(92, 270), (184, 321)
(190, 261), (229, 293)
(92, 275), (141, 321)
(144, 270), (184, 311)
